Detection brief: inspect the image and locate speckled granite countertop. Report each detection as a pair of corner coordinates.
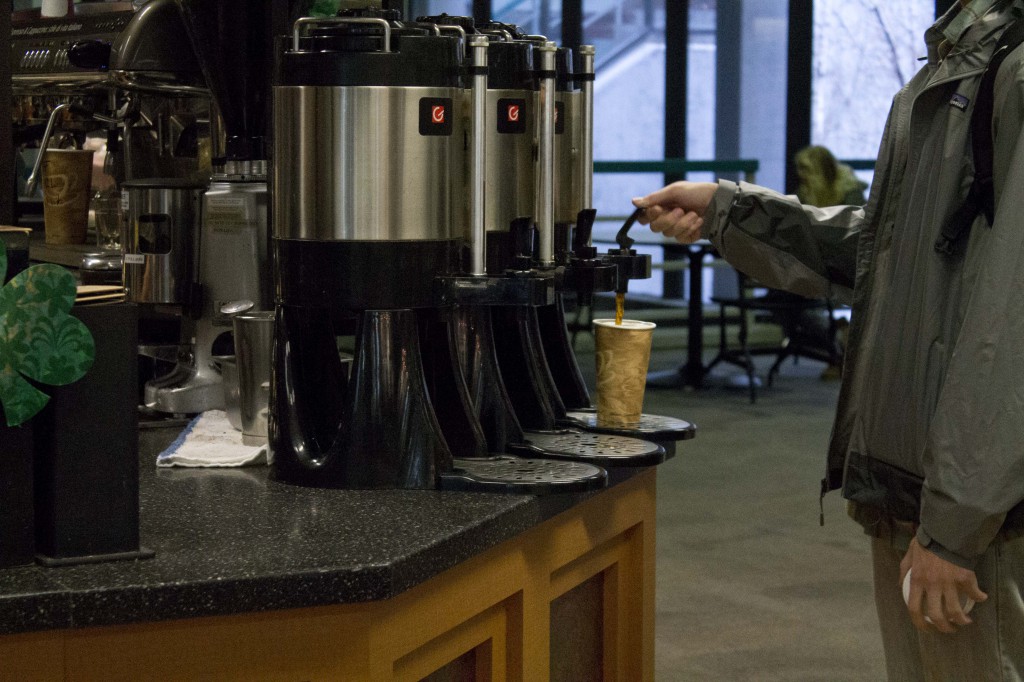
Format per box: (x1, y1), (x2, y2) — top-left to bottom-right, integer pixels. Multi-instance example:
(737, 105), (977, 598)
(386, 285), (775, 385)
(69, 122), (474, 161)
(0, 427), (636, 636)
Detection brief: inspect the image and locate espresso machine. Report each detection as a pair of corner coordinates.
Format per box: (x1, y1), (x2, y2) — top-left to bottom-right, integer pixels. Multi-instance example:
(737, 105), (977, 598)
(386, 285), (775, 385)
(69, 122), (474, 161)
(10, 1), (219, 414)
(270, 11), (610, 492)
(11, 4), (151, 204)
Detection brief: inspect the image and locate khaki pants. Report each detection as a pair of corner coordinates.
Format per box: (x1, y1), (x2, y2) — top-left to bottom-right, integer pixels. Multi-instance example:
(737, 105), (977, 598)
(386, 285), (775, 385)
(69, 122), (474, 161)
(871, 531), (1024, 681)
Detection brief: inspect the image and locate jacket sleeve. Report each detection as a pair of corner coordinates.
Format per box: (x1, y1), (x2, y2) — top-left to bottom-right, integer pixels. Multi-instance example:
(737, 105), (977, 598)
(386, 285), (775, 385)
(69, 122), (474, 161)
(917, 48), (1024, 568)
(702, 180), (864, 304)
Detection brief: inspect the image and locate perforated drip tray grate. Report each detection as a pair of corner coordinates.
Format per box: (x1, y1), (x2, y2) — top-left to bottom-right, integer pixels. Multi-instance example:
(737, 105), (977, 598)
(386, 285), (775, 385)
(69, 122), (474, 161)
(562, 410), (697, 442)
(509, 429), (667, 467)
(440, 456), (607, 494)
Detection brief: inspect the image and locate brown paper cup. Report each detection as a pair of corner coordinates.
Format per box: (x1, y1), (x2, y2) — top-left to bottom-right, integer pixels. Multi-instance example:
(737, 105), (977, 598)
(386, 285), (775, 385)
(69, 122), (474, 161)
(41, 149), (94, 245)
(594, 319), (656, 427)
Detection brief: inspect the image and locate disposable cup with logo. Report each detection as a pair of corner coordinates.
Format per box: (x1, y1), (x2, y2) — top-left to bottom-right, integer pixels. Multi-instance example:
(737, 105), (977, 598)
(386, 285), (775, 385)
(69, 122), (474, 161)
(593, 319), (656, 427)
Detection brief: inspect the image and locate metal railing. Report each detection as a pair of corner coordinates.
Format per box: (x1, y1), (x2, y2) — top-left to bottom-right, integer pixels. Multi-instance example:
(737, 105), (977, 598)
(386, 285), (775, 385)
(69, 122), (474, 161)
(594, 158), (760, 181)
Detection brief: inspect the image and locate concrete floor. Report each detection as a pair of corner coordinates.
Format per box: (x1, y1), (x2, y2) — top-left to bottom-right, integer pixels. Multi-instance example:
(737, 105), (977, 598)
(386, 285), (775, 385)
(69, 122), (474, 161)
(575, 335), (886, 681)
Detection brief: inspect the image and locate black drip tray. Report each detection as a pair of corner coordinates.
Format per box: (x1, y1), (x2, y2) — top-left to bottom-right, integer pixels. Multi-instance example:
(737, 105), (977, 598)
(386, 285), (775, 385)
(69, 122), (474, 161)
(440, 456), (607, 494)
(510, 429), (667, 467)
(562, 410), (697, 441)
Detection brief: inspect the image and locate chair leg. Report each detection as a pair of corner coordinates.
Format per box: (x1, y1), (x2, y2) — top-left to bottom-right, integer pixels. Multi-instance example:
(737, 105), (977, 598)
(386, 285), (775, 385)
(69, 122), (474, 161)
(768, 346), (790, 388)
(737, 309), (757, 403)
(705, 303), (728, 372)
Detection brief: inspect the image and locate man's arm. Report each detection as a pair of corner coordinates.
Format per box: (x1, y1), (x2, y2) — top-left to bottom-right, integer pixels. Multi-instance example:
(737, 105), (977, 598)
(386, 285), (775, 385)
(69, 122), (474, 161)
(634, 179), (865, 304)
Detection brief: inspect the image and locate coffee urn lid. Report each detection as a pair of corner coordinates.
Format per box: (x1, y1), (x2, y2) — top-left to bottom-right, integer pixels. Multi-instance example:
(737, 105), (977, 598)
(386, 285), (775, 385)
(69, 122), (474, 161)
(485, 41), (534, 91)
(416, 13), (476, 34)
(278, 14), (461, 89)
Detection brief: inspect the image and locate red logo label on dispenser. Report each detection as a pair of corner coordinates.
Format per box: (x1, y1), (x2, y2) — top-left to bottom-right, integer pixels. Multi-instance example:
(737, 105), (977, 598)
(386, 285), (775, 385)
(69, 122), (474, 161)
(497, 98), (527, 135)
(419, 98), (453, 136)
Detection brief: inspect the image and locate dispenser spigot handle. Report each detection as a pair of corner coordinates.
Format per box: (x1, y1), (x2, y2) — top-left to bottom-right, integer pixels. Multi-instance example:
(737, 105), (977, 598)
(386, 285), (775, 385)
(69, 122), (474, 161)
(572, 209), (597, 259)
(509, 216), (535, 270)
(615, 207), (643, 252)
(603, 206), (652, 295)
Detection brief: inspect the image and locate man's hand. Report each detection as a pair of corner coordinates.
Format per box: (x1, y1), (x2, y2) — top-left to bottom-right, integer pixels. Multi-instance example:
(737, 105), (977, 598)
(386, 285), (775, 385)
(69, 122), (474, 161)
(900, 537), (988, 633)
(632, 181), (718, 244)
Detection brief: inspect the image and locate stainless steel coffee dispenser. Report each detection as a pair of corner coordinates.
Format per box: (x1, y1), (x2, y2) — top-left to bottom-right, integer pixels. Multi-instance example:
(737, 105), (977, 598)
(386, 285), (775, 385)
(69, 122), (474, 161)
(531, 38), (698, 449)
(382, 16), (679, 468)
(269, 12), (611, 492)
(413, 19), (697, 454)
(271, 14), (480, 489)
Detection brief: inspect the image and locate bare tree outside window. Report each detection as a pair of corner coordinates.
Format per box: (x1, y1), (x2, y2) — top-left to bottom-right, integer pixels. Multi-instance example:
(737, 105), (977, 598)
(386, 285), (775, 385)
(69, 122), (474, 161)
(812, 1), (933, 166)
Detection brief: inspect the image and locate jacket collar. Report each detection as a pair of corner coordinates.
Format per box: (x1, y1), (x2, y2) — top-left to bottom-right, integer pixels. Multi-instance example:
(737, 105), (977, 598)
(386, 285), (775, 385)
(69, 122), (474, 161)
(926, 0), (1011, 66)
(924, 0), (1019, 81)
(943, 0), (1000, 46)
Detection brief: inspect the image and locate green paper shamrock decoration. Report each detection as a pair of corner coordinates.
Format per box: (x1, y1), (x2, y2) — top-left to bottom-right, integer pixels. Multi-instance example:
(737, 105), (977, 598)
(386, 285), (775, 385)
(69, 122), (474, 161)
(0, 239), (95, 426)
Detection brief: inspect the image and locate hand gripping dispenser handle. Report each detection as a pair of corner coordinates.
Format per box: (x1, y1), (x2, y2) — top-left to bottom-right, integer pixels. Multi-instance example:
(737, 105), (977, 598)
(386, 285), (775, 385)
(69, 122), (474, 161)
(604, 207), (652, 295)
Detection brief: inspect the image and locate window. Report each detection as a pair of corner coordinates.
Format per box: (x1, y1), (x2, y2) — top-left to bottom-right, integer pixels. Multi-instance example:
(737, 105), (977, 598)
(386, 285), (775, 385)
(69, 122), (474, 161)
(812, 1), (934, 186)
(406, 1), (473, 20)
(493, 0), (562, 42)
(586, 0), (665, 295)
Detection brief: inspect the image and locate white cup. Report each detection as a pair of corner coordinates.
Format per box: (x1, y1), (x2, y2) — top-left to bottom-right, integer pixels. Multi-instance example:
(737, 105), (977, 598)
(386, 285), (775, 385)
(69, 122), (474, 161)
(902, 569), (975, 623)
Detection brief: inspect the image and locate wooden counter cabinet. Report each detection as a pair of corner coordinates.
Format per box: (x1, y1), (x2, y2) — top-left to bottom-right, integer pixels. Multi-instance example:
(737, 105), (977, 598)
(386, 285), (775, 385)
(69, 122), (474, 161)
(0, 469), (657, 681)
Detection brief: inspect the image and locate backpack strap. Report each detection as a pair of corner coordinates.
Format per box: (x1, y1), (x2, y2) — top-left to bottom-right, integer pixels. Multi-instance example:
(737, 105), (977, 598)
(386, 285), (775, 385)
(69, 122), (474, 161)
(936, 18), (1024, 255)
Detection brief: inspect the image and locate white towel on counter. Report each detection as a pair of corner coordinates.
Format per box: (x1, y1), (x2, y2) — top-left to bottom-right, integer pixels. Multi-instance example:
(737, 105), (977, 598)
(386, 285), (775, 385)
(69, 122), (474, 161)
(156, 410), (267, 468)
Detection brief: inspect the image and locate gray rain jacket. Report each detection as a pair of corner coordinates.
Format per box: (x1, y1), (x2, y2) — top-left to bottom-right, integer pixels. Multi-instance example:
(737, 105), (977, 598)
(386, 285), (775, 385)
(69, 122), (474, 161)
(702, 1), (1024, 568)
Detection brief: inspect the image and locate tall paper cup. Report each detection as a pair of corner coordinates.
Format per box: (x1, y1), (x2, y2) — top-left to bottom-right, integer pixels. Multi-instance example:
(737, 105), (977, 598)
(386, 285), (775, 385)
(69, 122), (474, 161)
(594, 319), (656, 426)
(41, 149), (94, 245)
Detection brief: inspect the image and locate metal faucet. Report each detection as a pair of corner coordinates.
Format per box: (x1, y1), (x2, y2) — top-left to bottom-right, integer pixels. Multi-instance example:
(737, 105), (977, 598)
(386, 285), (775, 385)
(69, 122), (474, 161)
(23, 103), (70, 197)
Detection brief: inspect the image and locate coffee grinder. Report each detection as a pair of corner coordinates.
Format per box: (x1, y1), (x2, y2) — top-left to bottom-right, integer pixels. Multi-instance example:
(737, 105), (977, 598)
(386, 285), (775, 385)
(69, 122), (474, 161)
(130, 0), (273, 414)
(269, 13), (607, 493)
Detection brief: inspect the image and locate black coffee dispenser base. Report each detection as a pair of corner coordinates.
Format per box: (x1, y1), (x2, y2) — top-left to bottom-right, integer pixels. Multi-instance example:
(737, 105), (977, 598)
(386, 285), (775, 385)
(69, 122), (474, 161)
(561, 410), (697, 442)
(510, 430), (667, 467)
(440, 456), (607, 494)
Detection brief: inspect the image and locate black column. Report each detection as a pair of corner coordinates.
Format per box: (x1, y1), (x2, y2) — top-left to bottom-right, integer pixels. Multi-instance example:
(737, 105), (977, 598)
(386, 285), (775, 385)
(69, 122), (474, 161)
(936, 0), (956, 17)
(1, 0), (12, 226)
(785, 0), (812, 194)
(562, 0), (582, 51)
(664, 1), (688, 184)
(662, 1), (688, 300)
(715, 0), (742, 181)
(473, 0), (491, 24)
